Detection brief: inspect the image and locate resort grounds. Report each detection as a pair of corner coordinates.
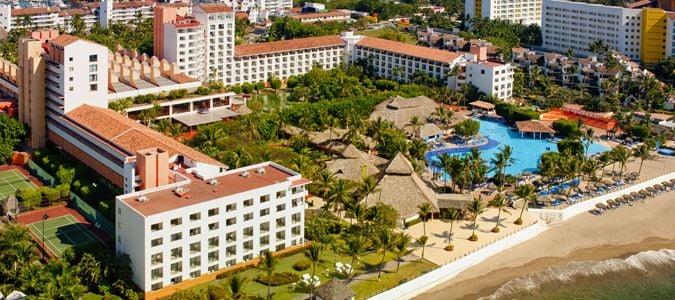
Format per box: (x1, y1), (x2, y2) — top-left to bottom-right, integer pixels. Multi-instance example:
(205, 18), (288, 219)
(416, 155), (675, 300)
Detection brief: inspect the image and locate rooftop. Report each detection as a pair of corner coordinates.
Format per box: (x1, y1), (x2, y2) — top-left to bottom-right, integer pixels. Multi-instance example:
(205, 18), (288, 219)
(11, 7), (59, 16)
(235, 35), (345, 57)
(290, 11), (351, 19)
(356, 36), (462, 63)
(469, 100), (495, 110)
(515, 120), (556, 134)
(314, 278), (354, 300)
(120, 163), (304, 217)
(196, 3), (233, 14)
(65, 105), (223, 166)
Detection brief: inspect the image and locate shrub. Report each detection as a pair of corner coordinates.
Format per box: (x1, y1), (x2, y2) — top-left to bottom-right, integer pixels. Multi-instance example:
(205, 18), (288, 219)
(404, 218), (422, 228)
(453, 119), (480, 137)
(444, 244), (454, 251)
(552, 119), (580, 138)
(40, 186), (60, 202)
(270, 77), (282, 90)
(195, 86), (211, 95)
(374, 79), (399, 91)
(231, 85), (243, 94)
(16, 188), (41, 208)
(255, 272), (300, 286)
(207, 285), (228, 300)
(293, 259), (311, 271)
(557, 138), (583, 155)
(242, 83), (254, 94)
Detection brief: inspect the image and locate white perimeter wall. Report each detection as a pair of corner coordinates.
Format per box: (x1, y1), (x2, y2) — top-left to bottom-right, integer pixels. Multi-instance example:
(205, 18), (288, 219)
(369, 222), (541, 300)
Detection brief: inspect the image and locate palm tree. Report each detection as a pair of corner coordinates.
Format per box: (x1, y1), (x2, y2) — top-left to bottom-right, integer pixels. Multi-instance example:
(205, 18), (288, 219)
(581, 128), (595, 156)
(257, 250), (277, 300)
(448, 155), (464, 192)
(466, 198), (486, 241)
(514, 184), (536, 225)
(344, 199), (367, 225)
(432, 153), (454, 192)
(407, 116), (424, 139)
(417, 235), (429, 259)
(357, 175), (379, 206)
(305, 243), (324, 297)
(375, 229), (399, 281)
(417, 202), (433, 234)
(326, 179), (354, 218)
(313, 170), (336, 199)
(488, 194), (510, 233)
(633, 144), (653, 175)
(342, 235), (369, 280)
(613, 145), (631, 179)
(227, 274), (249, 299)
(325, 115), (339, 143)
(393, 233), (411, 272)
(443, 208), (461, 247)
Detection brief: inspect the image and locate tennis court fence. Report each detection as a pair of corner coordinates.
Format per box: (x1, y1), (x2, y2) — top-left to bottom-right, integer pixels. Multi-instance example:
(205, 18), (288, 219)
(70, 193), (114, 237)
(25, 159), (56, 186)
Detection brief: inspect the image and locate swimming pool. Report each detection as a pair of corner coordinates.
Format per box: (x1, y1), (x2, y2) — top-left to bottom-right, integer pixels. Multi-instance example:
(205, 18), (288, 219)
(426, 119), (610, 175)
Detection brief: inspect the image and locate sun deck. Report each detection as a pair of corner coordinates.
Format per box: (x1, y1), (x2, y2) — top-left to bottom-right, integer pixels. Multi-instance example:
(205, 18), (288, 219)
(120, 163), (306, 217)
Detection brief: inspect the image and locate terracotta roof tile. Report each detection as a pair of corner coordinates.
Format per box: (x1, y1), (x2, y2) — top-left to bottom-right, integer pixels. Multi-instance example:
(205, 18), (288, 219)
(58, 9), (92, 17)
(11, 7), (60, 16)
(66, 105), (224, 167)
(113, 0), (153, 9)
(235, 35), (345, 57)
(356, 36), (461, 63)
(49, 34), (80, 47)
(196, 3), (233, 14)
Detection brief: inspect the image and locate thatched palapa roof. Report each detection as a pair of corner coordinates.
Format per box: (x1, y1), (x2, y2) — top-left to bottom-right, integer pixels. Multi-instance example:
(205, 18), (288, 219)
(314, 278), (354, 300)
(325, 145), (384, 182)
(369, 153), (439, 219)
(418, 123), (443, 138)
(515, 120), (556, 134)
(370, 95), (439, 132)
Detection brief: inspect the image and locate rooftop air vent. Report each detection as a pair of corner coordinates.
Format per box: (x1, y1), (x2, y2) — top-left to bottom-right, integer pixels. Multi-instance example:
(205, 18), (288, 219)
(138, 195), (149, 203)
(256, 167), (266, 174)
(209, 179), (219, 185)
(241, 171), (250, 178)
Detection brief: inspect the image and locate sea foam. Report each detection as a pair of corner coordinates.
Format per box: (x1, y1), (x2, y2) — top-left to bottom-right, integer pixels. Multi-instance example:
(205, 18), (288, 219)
(481, 249), (675, 300)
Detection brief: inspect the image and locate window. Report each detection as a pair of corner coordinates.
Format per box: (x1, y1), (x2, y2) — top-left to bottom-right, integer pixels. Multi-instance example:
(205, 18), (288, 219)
(69, 86), (74, 91)
(243, 213), (253, 221)
(276, 204), (286, 212)
(89, 64), (97, 72)
(90, 84), (97, 91)
(151, 223), (163, 232)
(151, 238), (163, 247)
(89, 74), (97, 82)
(89, 54), (97, 62)
(171, 247), (182, 259)
(190, 242), (201, 254)
(171, 232), (182, 241)
(243, 199), (253, 207)
(190, 227), (201, 236)
(69, 57), (73, 62)
(276, 190), (286, 198)
(170, 262), (182, 274)
(208, 208), (219, 217)
(151, 267), (163, 280)
(208, 237), (218, 248)
(260, 208), (270, 217)
(171, 218), (182, 226)
(69, 77), (73, 81)
(260, 195), (270, 203)
(208, 222), (219, 231)
(226, 217), (236, 226)
(190, 213), (201, 221)
(151, 253), (163, 265)
(226, 203), (236, 212)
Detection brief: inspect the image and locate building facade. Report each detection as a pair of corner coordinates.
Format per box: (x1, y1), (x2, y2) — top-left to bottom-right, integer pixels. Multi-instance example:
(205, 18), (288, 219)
(290, 11), (351, 23)
(116, 161), (309, 293)
(667, 13), (675, 58)
(465, 0), (542, 25)
(99, 0), (154, 28)
(155, 6), (207, 80)
(192, 3), (236, 85)
(541, 0), (671, 63)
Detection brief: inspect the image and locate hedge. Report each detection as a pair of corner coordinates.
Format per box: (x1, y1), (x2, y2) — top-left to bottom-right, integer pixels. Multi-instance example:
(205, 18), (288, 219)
(292, 259), (311, 271)
(255, 272), (300, 286)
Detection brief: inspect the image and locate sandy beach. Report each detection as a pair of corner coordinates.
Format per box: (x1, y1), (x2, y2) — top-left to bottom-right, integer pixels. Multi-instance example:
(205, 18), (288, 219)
(416, 187), (675, 300)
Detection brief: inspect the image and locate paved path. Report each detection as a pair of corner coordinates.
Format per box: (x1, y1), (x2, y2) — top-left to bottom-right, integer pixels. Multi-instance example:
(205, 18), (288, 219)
(347, 254), (421, 285)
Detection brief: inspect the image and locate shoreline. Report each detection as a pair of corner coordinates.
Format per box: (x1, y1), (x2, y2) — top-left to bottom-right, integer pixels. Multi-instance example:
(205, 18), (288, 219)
(416, 189), (675, 300)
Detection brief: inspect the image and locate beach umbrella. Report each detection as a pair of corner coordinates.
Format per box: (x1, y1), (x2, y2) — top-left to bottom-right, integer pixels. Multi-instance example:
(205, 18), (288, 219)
(488, 183), (498, 190)
(602, 179), (614, 185)
(638, 190), (650, 197)
(623, 194), (633, 201)
(606, 199), (616, 206)
(670, 178), (675, 184)
(523, 171), (532, 176)
(646, 187), (657, 193)
(618, 196), (629, 203)
(595, 203), (607, 209)
(536, 195), (552, 203)
(662, 181), (672, 187)
(630, 191), (641, 198)
(612, 177), (622, 182)
(654, 184), (665, 190)
(625, 137), (633, 143)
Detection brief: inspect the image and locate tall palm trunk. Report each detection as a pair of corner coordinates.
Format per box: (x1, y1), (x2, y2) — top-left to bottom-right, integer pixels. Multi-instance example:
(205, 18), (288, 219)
(448, 221), (454, 243)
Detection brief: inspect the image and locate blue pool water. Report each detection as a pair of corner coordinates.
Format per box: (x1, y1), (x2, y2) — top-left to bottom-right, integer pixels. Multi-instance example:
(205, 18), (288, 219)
(426, 119), (610, 175)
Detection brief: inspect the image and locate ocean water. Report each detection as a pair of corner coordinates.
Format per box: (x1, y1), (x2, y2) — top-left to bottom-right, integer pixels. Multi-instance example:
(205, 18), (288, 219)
(481, 249), (675, 300)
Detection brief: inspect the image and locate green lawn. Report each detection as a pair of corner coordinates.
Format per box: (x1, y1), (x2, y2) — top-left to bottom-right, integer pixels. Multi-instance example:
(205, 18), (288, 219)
(182, 248), (410, 300)
(350, 259), (437, 299)
(355, 29), (417, 44)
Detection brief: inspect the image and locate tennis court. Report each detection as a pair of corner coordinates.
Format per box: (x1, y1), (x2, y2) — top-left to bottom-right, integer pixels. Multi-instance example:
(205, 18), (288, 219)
(0, 168), (38, 198)
(27, 214), (104, 257)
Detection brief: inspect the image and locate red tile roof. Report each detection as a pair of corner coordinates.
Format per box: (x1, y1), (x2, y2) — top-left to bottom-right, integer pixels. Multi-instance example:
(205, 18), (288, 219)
(356, 36), (461, 63)
(235, 35), (345, 57)
(58, 9), (92, 17)
(121, 164), (301, 216)
(625, 0), (653, 8)
(11, 7), (59, 16)
(49, 34), (80, 47)
(196, 3), (233, 14)
(113, 0), (153, 9)
(235, 12), (248, 19)
(66, 105), (224, 167)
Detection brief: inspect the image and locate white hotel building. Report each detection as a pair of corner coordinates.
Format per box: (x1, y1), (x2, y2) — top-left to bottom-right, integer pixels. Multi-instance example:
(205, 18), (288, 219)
(465, 0), (542, 25)
(116, 161), (309, 292)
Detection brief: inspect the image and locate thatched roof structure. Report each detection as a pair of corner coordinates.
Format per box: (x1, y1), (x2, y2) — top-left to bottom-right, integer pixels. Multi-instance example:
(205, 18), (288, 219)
(369, 153), (439, 219)
(325, 145), (384, 182)
(417, 123), (443, 138)
(436, 193), (473, 209)
(469, 100), (495, 110)
(515, 120), (556, 134)
(370, 95), (439, 133)
(314, 278), (354, 300)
